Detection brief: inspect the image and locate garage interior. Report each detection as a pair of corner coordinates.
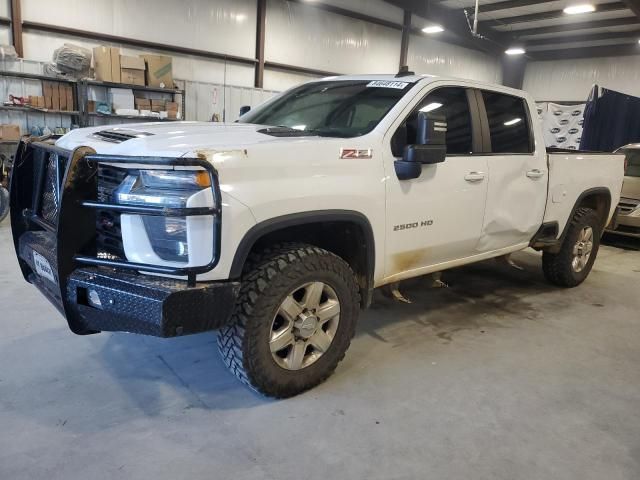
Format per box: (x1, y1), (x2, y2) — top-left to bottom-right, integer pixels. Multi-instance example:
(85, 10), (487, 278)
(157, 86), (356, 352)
(1, 1), (640, 479)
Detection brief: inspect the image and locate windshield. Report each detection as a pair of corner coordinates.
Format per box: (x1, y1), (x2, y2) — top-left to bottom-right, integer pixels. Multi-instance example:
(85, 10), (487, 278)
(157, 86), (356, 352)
(625, 151), (640, 177)
(238, 80), (414, 138)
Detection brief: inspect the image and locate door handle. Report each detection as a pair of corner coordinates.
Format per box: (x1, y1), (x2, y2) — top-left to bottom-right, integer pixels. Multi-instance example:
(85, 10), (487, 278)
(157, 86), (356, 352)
(526, 169), (545, 179)
(464, 171), (486, 182)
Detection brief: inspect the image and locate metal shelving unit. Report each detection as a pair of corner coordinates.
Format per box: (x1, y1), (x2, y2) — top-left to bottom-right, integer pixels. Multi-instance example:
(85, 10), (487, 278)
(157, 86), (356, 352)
(79, 79), (186, 127)
(0, 70), (186, 132)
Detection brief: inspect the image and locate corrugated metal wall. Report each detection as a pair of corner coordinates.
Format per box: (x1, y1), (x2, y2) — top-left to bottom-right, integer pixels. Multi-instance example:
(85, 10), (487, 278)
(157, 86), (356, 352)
(7, 0), (503, 92)
(523, 56), (640, 102)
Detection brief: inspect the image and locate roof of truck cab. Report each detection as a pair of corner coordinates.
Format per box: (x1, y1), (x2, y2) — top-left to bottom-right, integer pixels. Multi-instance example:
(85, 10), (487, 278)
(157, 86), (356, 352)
(316, 74), (528, 98)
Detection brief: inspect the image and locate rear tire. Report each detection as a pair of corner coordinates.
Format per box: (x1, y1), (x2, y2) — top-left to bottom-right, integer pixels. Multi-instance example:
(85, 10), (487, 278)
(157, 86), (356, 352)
(217, 243), (360, 398)
(542, 207), (601, 287)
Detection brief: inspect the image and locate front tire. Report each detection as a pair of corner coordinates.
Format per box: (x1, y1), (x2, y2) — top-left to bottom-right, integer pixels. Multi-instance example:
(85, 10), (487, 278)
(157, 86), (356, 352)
(542, 207), (602, 287)
(217, 243), (360, 398)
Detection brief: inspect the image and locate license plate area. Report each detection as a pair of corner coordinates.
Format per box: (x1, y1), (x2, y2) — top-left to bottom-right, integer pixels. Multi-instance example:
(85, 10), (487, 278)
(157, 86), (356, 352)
(33, 250), (56, 283)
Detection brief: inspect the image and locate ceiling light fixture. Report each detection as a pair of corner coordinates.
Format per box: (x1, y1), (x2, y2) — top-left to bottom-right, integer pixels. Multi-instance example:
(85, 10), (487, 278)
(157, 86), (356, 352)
(422, 25), (444, 34)
(563, 4), (596, 14)
(420, 102), (443, 113)
(505, 47), (526, 55)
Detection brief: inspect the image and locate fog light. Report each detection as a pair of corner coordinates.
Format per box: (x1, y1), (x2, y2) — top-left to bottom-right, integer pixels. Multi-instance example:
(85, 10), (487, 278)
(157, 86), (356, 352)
(87, 289), (103, 309)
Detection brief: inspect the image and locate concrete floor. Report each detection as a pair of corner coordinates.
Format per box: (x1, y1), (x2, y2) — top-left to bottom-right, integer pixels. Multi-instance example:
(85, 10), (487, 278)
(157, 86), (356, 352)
(1, 221), (639, 480)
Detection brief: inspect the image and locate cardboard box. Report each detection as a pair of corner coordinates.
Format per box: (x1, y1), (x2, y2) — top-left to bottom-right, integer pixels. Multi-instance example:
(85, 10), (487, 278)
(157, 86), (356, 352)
(166, 101), (178, 112)
(67, 89), (73, 111)
(135, 97), (151, 109)
(150, 99), (165, 111)
(167, 110), (178, 120)
(87, 100), (96, 113)
(93, 46), (121, 82)
(142, 55), (173, 88)
(59, 90), (67, 111)
(45, 96), (52, 109)
(120, 56), (145, 86)
(0, 124), (21, 141)
(42, 81), (53, 99)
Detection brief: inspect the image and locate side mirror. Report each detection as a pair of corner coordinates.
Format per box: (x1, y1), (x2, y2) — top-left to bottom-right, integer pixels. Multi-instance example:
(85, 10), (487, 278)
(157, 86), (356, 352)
(394, 112), (447, 180)
(239, 105), (251, 116)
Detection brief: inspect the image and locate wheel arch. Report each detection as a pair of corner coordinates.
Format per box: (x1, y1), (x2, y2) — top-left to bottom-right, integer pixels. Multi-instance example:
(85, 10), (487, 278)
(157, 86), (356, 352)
(545, 187), (611, 253)
(229, 210), (376, 307)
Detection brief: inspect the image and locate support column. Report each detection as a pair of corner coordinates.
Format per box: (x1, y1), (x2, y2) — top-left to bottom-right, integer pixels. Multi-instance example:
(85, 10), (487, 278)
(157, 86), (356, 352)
(501, 55), (527, 90)
(10, 0), (23, 58)
(255, 0), (267, 88)
(399, 10), (411, 69)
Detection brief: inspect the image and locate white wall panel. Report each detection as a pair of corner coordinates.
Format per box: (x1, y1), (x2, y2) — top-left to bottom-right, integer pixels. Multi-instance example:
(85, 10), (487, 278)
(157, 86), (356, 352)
(22, 0), (256, 58)
(0, 25), (10, 46)
(523, 56), (640, 101)
(0, 0), (8, 18)
(408, 35), (502, 84)
(265, 0), (401, 74)
(263, 69), (320, 91)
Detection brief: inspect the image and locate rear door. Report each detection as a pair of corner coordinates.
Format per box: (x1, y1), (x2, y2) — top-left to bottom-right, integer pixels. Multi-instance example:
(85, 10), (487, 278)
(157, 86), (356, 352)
(475, 89), (548, 251)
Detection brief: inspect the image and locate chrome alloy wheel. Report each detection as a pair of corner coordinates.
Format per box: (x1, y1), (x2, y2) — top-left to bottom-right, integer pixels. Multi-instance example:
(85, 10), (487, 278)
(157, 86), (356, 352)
(572, 226), (594, 273)
(269, 282), (341, 371)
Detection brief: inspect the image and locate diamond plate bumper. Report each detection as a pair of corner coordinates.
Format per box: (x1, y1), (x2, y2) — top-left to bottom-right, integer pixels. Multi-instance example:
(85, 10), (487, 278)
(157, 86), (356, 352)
(18, 231), (239, 337)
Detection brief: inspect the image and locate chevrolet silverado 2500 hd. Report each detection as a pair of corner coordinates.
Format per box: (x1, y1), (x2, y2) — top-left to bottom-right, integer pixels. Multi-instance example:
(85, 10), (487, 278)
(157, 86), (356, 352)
(10, 74), (625, 397)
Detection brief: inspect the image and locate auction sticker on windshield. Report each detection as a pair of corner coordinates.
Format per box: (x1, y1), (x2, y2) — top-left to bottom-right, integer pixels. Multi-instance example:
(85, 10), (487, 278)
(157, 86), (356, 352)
(367, 81), (409, 89)
(33, 251), (56, 283)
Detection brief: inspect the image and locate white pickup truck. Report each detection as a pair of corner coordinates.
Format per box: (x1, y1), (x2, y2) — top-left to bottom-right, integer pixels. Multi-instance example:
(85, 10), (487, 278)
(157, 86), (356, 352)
(10, 74), (625, 397)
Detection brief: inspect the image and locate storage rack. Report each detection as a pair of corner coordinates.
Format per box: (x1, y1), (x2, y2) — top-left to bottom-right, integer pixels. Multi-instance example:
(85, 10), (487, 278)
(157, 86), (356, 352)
(79, 79), (186, 126)
(0, 70), (82, 131)
(0, 70), (186, 131)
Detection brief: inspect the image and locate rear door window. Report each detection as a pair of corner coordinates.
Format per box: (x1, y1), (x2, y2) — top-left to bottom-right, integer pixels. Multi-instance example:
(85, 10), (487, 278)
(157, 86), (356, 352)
(481, 91), (533, 154)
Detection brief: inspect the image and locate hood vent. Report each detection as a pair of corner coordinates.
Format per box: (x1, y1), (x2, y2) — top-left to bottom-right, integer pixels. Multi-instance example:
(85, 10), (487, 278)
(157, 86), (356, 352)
(92, 128), (154, 144)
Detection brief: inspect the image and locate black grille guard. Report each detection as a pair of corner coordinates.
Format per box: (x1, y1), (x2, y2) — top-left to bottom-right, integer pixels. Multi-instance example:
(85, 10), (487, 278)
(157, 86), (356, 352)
(10, 140), (223, 334)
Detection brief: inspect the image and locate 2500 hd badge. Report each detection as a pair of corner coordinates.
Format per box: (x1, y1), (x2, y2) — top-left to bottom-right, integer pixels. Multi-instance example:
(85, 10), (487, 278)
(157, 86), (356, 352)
(394, 220), (434, 231)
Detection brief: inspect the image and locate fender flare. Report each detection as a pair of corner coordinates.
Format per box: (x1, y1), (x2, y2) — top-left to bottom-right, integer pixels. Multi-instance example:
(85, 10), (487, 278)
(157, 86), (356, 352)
(229, 210), (376, 300)
(544, 187), (612, 253)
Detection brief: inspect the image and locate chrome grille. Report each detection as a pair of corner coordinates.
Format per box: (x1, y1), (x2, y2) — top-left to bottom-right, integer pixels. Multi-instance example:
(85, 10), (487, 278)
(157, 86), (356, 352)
(618, 197), (640, 215)
(40, 153), (62, 224)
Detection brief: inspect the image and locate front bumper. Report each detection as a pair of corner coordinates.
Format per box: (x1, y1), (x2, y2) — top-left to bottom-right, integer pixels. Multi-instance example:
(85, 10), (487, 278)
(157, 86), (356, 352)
(11, 140), (237, 337)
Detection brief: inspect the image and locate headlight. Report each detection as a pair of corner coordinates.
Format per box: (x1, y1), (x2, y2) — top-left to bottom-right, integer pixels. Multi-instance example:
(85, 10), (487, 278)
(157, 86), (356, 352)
(113, 169), (213, 263)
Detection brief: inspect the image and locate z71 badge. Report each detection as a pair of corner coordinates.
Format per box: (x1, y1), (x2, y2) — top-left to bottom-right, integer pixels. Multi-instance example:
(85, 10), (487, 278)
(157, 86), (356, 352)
(340, 148), (373, 159)
(394, 220), (433, 231)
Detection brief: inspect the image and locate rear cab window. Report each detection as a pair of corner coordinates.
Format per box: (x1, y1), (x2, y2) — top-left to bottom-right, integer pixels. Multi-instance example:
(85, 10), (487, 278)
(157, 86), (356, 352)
(481, 90), (533, 154)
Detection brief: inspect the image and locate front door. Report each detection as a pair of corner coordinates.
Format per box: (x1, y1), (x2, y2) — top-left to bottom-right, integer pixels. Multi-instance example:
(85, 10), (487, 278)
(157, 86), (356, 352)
(383, 85), (489, 282)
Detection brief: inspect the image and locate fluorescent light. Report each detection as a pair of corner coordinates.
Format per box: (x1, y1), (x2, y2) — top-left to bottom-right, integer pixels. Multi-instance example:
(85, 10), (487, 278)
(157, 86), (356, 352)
(504, 118), (522, 126)
(291, 125), (306, 130)
(563, 4), (595, 14)
(505, 47), (526, 55)
(422, 25), (444, 34)
(420, 102), (443, 113)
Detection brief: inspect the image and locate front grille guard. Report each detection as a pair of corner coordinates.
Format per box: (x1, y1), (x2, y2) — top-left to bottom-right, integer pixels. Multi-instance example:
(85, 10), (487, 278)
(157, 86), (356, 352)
(11, 140), (221, 290)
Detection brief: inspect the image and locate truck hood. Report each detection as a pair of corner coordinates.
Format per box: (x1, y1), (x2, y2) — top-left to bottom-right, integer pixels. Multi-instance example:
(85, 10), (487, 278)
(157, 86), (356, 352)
(55, 121), (318, 157)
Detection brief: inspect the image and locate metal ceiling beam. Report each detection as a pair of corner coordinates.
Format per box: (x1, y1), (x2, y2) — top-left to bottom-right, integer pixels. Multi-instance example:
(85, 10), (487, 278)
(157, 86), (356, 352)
(621, 0), (640, 19)
(479, 2), (628, 28)
(383, 0), (514, 56)
(10, 0), (22, 58)
(524, 28), (640, 47)
(287, 0), (402, 30)
(474, 0), (551, 14)
(531, 42), (640, 60)
(511, 16), (639, 38)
